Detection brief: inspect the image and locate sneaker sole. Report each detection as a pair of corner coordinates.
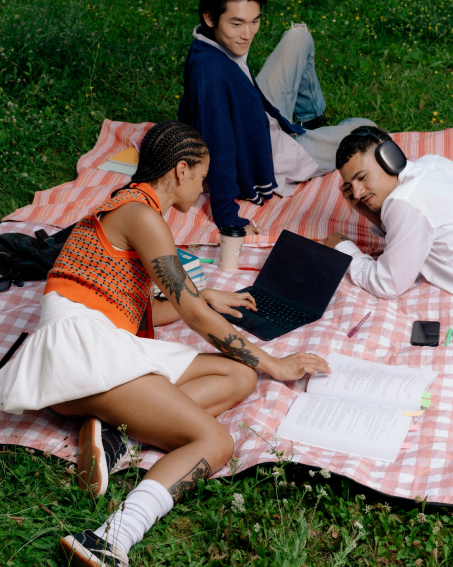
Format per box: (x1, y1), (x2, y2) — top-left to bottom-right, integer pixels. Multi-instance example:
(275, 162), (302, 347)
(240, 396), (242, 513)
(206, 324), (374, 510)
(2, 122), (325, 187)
(77, 417), (109, 497)
(59, 536), (107, 567)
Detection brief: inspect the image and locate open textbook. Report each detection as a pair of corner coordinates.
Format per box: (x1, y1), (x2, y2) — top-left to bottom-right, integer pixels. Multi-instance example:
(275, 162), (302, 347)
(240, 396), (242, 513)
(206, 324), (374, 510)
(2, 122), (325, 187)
(276, 354), (438, 462)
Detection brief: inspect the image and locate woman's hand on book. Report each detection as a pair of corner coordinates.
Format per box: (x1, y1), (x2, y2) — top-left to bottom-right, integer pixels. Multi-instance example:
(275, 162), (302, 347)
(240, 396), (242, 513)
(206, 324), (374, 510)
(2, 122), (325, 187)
(271, 352), (331, 382)
(201, 289), (257, 318)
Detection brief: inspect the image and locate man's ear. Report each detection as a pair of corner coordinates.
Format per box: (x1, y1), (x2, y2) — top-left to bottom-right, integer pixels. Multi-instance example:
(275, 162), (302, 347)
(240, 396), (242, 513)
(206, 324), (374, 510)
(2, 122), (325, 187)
(203, 11), (215, 28)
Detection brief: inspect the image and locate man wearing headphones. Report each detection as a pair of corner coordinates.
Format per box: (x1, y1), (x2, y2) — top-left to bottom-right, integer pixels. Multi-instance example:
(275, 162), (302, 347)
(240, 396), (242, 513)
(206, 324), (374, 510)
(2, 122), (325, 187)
(325, 126), (453, 299)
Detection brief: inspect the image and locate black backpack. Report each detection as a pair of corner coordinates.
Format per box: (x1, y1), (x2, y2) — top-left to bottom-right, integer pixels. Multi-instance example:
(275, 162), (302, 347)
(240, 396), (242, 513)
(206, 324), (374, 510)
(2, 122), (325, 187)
(0, 223), (77, 291)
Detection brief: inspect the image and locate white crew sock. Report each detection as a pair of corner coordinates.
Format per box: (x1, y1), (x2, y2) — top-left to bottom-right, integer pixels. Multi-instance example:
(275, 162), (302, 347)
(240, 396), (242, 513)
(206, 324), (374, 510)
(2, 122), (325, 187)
(94, 479), (174, 554)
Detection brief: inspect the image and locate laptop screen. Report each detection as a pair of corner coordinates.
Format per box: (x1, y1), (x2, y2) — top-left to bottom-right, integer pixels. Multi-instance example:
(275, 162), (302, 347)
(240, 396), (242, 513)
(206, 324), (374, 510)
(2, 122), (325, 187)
(253, 230), (352, 319)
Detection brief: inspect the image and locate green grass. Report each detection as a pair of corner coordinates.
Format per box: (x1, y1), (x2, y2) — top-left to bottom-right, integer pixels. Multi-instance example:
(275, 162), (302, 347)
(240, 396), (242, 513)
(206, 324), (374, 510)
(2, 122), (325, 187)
(1, 0), (453, 565)
(0, 0), (452, 217)
(2, 445), (453, 567)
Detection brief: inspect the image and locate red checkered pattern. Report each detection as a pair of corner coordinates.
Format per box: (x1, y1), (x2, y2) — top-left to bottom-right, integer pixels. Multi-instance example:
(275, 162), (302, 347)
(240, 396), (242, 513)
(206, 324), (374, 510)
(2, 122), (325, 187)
(4, 120), (453, 253)
(2, 123), (453, 503)
(2, 234), (453, 503)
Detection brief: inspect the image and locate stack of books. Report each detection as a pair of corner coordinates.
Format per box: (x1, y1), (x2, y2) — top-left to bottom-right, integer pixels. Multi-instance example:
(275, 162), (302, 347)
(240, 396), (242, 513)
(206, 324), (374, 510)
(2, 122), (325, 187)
(176, 248), (205, 287)
(153, 248), (205, 297)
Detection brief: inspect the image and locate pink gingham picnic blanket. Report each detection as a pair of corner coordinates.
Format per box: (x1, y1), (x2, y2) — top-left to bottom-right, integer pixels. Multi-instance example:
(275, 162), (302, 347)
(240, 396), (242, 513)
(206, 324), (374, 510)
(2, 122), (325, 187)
(5, 119), (452, 251)
(2, 125), (453, 504)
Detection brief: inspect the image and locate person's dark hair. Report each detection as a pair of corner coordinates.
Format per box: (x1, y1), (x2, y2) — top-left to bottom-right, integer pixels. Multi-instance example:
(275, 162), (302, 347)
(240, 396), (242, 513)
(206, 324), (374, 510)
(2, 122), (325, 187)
(199, 0), (268, 40)
(336, 126), (392, 170)
(129, 121), (208, 186)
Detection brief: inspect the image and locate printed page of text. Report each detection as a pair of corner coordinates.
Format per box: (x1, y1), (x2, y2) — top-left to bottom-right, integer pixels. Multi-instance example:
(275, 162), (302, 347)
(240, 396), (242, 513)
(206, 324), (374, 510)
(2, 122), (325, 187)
(277, 393), (412, 462)
(307, 354), (437, 410)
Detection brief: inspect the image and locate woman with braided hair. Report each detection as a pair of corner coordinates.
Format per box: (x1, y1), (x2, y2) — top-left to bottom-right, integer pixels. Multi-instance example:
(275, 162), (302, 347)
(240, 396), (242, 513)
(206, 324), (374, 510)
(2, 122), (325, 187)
(0, 121), (329, 566)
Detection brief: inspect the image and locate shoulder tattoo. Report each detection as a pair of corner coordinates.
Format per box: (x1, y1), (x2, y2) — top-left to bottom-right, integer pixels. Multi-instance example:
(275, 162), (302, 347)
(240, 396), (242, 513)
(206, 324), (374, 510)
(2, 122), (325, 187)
(151, 255), (200, 305)
(207, 333), (259, 368)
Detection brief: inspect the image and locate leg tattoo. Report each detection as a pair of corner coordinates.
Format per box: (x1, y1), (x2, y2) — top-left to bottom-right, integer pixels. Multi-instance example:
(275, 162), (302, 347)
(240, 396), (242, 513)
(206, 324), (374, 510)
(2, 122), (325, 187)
(168, 458), (211, 503)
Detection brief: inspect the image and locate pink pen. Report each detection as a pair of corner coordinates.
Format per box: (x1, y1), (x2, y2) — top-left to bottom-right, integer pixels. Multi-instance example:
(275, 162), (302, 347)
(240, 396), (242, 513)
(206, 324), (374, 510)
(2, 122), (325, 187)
(347, 311), (372, 338)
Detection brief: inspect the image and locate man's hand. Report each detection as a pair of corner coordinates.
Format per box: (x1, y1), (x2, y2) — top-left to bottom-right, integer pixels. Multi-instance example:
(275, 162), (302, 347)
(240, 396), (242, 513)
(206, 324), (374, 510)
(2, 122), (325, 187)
(324, 232), (350, 249)
(245, 223), (265, 236)
(201, 289), (257, 318)
(340, 182), (382, 229)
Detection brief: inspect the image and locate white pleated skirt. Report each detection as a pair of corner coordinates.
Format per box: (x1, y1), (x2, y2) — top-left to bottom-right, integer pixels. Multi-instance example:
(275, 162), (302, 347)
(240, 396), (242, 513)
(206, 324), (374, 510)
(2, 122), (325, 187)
(0, 292), (199, 415)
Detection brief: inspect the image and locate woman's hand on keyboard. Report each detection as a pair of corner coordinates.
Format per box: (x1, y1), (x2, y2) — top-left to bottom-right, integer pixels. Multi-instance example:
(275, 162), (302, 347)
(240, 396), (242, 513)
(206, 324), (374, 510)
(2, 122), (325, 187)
(201, 289), (257, 318)
(272, 352), (331, 381)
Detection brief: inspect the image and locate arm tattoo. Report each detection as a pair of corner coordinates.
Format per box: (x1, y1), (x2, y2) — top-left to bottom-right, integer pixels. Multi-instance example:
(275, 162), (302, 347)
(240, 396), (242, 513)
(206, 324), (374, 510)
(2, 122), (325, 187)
(168, 458), (211, 503)
(339, 234), (349, 242)
(151, 255), (200, 305)
(207, 333), (259, 368)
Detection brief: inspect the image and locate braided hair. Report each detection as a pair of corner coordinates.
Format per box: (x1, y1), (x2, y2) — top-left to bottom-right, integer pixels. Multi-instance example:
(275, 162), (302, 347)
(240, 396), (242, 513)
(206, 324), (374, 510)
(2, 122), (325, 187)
(129, 121), (208, 187)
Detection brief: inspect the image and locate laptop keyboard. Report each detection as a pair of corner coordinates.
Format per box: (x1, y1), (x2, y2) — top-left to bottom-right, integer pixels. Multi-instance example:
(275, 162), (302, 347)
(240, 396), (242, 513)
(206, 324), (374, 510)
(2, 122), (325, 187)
(247, 288), (313, 330)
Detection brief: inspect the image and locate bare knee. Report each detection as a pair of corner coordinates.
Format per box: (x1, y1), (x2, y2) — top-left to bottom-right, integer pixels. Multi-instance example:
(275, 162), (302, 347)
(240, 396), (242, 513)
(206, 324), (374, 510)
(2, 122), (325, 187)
(203, 422), (234, 469)
(216, 427), (235, 465)
(237, 365), (257, 400)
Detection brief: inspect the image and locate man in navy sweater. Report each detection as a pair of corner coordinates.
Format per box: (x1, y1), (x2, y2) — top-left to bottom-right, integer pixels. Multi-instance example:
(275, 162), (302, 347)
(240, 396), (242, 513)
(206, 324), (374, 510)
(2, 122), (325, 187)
(178, 0), (375, 233)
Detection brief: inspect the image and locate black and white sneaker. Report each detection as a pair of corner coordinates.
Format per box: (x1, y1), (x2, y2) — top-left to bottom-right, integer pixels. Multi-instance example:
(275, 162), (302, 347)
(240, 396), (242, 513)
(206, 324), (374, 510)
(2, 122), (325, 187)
(77, 417), (131, 497)
(60, 530), (129, 567)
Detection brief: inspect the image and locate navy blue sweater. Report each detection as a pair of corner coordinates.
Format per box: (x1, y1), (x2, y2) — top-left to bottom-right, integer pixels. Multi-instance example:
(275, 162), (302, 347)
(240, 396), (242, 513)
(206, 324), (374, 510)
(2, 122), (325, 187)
(178, 38), (305, 228)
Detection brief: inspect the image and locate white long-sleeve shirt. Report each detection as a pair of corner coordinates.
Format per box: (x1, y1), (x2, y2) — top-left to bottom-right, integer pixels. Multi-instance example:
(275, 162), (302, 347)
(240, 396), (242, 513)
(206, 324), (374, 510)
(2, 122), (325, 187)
(335, 154), (453, 299)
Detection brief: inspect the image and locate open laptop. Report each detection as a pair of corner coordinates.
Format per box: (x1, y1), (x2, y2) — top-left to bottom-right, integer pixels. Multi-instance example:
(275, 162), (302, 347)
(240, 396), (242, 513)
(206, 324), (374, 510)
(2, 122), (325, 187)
(222, 230), (352, 341)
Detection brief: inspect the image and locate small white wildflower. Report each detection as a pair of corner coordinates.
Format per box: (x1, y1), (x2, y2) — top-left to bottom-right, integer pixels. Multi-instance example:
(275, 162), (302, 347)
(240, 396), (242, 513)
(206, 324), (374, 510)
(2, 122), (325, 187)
(359, 494), (366, 500)
(354, 521), (363, 530)
(415, 494), (423, 504)
(345, 20), (349, 24)
(433, 526), (440, 534)
(273, 466), (283, 478)
(382, 502), (391, 513)
(42, 156), (47, 162)
(320, 468), (331, 479)
(305, 485), (312, 492)
(148, 67), (153, 72)
(417, 512), (427, 524)
(290, 482), (295, 487)
(318, 488), (328, 497)
(238, 421), (246, 429)
(21, 172), (28, 177)
(273, 435), (281, 444)
(332, 19), (336, 22)
(254, 523), (260, 533)
(231, 493), (245, 513)
(309, 470), (316, 477)
(365, 505), (372, 514)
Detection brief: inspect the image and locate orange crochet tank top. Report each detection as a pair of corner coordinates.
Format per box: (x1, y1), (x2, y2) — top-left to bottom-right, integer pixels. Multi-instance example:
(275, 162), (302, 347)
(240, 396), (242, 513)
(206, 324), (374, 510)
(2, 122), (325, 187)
(44, 183), (161, 337)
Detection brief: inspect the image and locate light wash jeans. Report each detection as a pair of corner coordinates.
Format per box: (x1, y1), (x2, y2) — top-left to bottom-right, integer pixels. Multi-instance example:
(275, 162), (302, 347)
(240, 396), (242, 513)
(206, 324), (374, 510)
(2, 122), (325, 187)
(256, 24), (376, 176)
